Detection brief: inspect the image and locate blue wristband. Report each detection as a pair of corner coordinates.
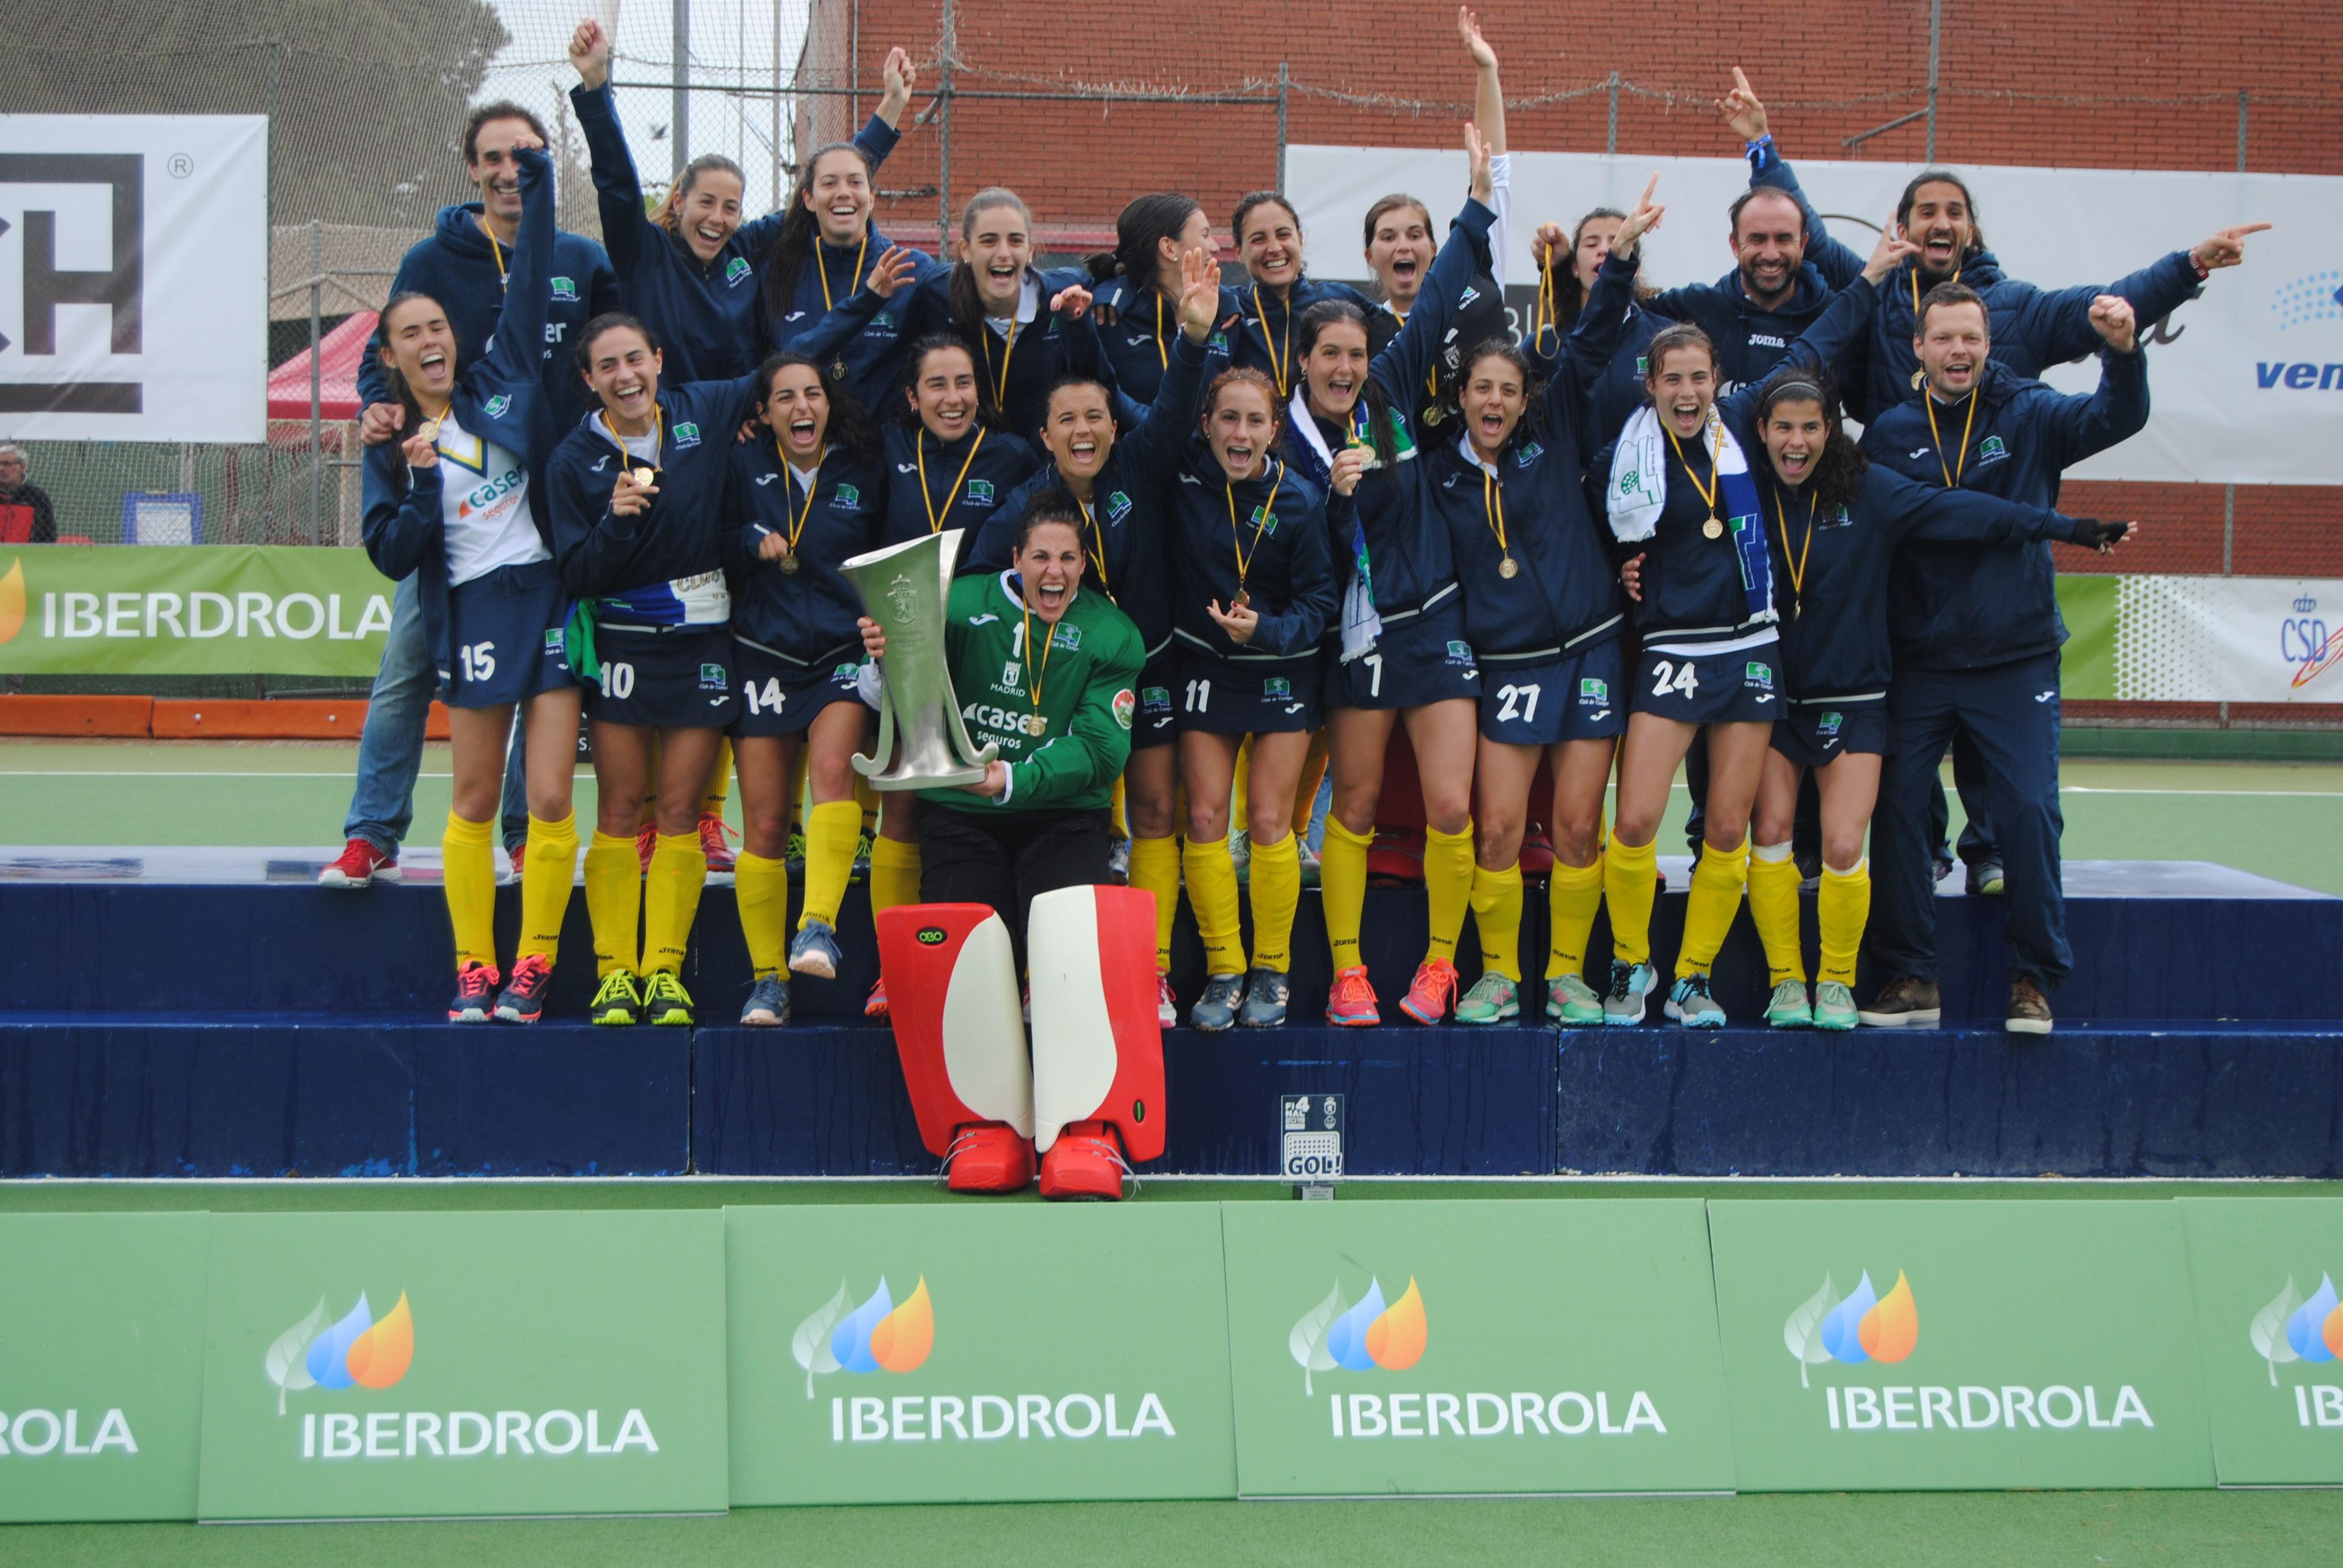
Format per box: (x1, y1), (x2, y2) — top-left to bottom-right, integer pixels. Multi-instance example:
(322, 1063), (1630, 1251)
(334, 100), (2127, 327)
(1746, 134), (1776, 172)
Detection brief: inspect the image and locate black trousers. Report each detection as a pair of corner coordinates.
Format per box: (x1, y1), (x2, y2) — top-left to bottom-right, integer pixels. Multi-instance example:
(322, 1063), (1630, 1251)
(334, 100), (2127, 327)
(916, 805), (1115, 970)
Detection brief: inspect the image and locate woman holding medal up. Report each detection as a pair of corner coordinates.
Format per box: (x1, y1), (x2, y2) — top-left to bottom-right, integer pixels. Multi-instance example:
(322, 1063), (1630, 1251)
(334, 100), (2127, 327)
(1597, 221), (1918, 1030)
(361, 136), (580, 1027)
(1419, 177), (1659, 1029)
(1289, 122), (1499, 1030)
(546, 316), (766, 1029)
(719, 353), (888, 1026)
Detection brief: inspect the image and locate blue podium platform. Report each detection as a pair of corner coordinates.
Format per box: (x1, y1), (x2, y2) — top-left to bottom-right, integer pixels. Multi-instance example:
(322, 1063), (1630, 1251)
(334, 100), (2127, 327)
(2, 848), (2338, 1180)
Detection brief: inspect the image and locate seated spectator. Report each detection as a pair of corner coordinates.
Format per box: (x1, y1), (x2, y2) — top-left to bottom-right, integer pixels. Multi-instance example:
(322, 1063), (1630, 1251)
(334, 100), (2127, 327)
(0, 446), (57, 543)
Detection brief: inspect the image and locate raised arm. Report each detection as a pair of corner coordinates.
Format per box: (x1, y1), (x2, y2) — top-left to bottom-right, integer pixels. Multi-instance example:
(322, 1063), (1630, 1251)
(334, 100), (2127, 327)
(1722, 219), (1915, 430)
(567, 22), (655, 283)
(1541, 177), (1662, 413)
(477, 144), (556, 403)
(2040, 297), (2151, 468)
(1368, 123), (1498, 403)
(1723, 70), (1867, 292)
(1118, 246), (1222, 483)
(787, 244), (923, 362)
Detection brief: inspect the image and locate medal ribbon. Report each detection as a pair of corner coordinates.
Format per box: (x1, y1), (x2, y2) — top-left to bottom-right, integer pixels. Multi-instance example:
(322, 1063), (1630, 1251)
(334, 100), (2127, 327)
(780, 450), (821, 558)
(817, 231), (870, 312)
(1663, 418), (1723, 520)
(1772, 485), (1816, 615)
(1251, 284), (1291, 396)
(1481, 466), (1512, 560)
(1019, 597), (1055, 719)
(917, 428), (987, 534)
(1226, 464), (1285, 597)
(1924, 391), (1980, 489)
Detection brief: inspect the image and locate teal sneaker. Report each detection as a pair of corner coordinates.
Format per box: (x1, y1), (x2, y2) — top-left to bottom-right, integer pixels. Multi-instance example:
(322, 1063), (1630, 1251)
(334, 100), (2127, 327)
(1812, 981), (1858, 1031)
(1237, 969), (1290, 1028)
(1665, 972), (1727, 1028)
(1765, 979), (1814, 1029)
(1602, 961), (1657, 1025)
(1547, 972), (1604, 1027)
(1454, 972), (1519, 1024)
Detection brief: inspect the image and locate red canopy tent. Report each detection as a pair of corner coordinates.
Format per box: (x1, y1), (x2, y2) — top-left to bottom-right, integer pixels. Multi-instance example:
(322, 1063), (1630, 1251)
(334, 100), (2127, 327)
(266, 310), (375, 425)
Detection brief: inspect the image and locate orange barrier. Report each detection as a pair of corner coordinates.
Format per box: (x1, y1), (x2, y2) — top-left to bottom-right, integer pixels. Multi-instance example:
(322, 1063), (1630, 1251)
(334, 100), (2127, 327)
(0, 696), (448, 740)
(0, 694), (155, 737)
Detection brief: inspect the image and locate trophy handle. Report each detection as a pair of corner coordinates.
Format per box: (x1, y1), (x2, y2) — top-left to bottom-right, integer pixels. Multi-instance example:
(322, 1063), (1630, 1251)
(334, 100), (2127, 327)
(849, 683), (895, 780)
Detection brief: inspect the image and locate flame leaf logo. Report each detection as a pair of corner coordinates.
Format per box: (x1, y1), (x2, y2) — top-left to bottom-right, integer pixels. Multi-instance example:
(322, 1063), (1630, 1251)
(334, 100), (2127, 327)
(264, 1291), (413, 1413)
(2287, 1273), (2343, 1364)
(1784, 1273), (1838, 1388)
(1786, 1269), (1918, 1381)
(0, 560), (24, 645)
(790, 1281), (852, 1399)
(1289, 1282), (1346, 1396)
(2251, 1276), (2305, 1386)
(795, 1277), (936, 1392)
(264, 1298), (327, 1416)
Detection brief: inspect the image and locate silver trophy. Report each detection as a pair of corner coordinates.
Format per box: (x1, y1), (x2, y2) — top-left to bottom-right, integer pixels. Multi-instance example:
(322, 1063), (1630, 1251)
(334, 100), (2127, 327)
(844, 528), (999, 790)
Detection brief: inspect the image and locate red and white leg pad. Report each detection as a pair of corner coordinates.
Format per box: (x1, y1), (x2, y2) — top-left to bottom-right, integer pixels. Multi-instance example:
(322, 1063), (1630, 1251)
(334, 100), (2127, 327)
(1028, 886), (1165, 1200)
(876, 904), (1035, 1193)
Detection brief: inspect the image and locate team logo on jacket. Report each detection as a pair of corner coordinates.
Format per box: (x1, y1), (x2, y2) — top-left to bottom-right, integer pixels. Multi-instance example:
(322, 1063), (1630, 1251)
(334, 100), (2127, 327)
(1515, 440), (1544, 467)
(700, 662), (727, 691)
(549, 276), (578, 302)
(1141, 685), (1172, 715)
(725, 257), (753, 286)
(482, 394), (511, 419)
(1446, 639), (1472, 665)
(1105, 491), (1133, 523)
(673, 422), (703, 449)
(834, 483), (863, 509)
(1112, 689), (1136, 730)
(1263, 677), (1293, 702)
(1745, 662), (1774, 690)
(1976, 436), (2009, 463)
(966, 480), (995, 506)
(543, 627), (565, 654)
(1579, 678), (1609, 707)
(871, 310), (897, 331)
(1748, 332), (1788, 351)
(1251, 506), (1279, 532)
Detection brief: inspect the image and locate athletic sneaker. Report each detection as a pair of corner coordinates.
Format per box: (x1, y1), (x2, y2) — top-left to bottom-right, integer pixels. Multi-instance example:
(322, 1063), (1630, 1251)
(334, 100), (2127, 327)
(1399, 958), (1460, 1024)
(635, 822), (657, 874)
(1858, 975), (1942, 1028)
(503, 841), (525, 884)
(1454, 972), (1519, 1025)
(1190, 973), (1244, 1032)
(699, 812), (736, 874)
(2007, 975), (2054, 1036)
(1156, 976), (1179, 1028)
(1237, 969), (1290, 1028)
(1666, 972), (1727, 1028)
(942, 1122), (1035, 1194)
(1325, 965), (1380, 1027)
(1602, 960), (1657, 1025)
(319, 837), (399, 888)
(863, 978), (890, 1019)
(589, 970), (642, 1027)
(1765, 979), (1814, 1029)
(1297, 840), (1322, 889)
(494, 954), (553, 1023)
(447, 961), (499, 1024)
(1966, 860), (2006, 896)
(1812, 981), (1858, 1031)
(1037, 1119), (1130, 1201)
(642, 970), (694, 1027)
(789, 918), (844, 979)
(1548, 972), (1604, 1027)
(784, 826), (808, 872)
(1228, 829), (1251, 884)
(1108, 838), (1132, 881)
(740, 975), (790, 1027)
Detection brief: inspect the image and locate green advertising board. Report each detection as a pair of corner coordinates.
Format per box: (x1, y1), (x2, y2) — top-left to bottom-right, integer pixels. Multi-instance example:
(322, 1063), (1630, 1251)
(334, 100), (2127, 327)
(1708, 1200), (2214, 1491)
(2180, 1197), (2343, 1485)
(725, 1204), (1236, 1504)
(1221, 1200), (1735, 1497)
(0, 545), (395, 677)
(0, 1214), (211, 1522)
(195, 1211), (727, 1520)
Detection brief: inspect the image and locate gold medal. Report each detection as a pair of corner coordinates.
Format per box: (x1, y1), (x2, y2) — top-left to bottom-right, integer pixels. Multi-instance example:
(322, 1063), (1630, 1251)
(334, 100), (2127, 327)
(632, 466), (656, 488)
(831, 359), (849, 382)
(1703, 517), (1725, 540)
(416, 418), (441, 443)
(1498, 555), (1519, 580)
(1231, 589), (1252, 612)
(1025, 713), (1048, 737)
(778, 549), (801, 575)
(1421, 404), (1444, 427)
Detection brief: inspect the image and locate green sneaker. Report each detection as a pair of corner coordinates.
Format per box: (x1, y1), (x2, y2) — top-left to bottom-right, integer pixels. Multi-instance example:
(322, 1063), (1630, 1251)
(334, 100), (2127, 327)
(642, 970), (695, 1027)
(589, 970), (642, 1027)
(1812, 981), (1858, 1031)
(1765, 979), (1814, 1029)
(1546, 972), (1604, 1027)
(1454, 972), (1519, 1024)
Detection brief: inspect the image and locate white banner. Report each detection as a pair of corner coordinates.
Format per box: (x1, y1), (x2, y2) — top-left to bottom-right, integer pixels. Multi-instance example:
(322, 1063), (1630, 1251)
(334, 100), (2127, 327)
(2114, 577), (2343, 704)
(1289, 145), (2343, 486)
(0, 115), (268, 443)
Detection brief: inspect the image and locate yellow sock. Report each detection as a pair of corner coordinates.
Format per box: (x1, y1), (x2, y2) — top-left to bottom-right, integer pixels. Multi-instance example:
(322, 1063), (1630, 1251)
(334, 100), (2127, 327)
(1126, 834), (1182, 975)
(700, 737), (733, 818)
(1182, 836), (1245, 976)
(868, 834), (922, 916)
(518, 811), (579, 962)
(583, 829), (643, 977)
(1470, 861), (1524, 982)
(1604, 836), (1659, 968)
(1319, 817), (1372, 970)
(1677, 838), (1751, 978)
(1546, 854), (1605, 979)
(1748, 843), (1806, 986)
(1111, 775), (1129, 840)
(1230, 739), (1251, 831)
(1247, 831), (1300, 974)
(642, 832), (708, 975)
(1423, 822), (1474, 964)
(735, 850), (790, 980)
(799, 799), (863, 930)
(442, 812), (497, 969)
(1294, 731), (1330, 826)
(1818, 858), (1871, 985)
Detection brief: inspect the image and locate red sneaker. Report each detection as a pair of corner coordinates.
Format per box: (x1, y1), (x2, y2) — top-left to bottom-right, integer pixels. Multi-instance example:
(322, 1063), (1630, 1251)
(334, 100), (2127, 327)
(1156, 975), (1178, 1028)
(505, 841), (526, 882)
(1039, 1120), (1129, 1201)
(864, 978), (890, 1019)
(1325, 965), (1380, 1027)
(495, 953), (554, 1023)
(944, 1122), (1035, 1193)
(635, 823), (657, 873)
(698, 812), (737, 872)
(319, 837), (399, 888)
(1399, 957), (1460, 1024)
(447, 961), (500, 1024)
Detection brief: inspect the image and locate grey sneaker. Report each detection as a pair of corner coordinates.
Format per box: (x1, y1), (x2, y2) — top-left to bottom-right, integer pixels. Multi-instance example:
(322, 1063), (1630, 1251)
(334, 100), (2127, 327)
(1858, 975), (1942, 1028)
(1237, 969), (1291, 1028)
(1666, 971), (1727, 1028)
(1190, 973), (1244, 1032)
(1966, 860), (2007, 896)
(1812, 981), (1858, 1031)
(1547, 971), (1604, 1027)
(788, 918), (843, 979)
(1602, 960), (1657, 1025)
(739, 975), (790, 1026)
(1454, 972), (1519, 1024)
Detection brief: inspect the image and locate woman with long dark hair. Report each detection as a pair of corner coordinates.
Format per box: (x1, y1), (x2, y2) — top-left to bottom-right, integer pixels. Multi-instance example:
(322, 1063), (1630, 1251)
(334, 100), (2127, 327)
(1085, 193), (1236, 404)
(1228, 192), (1373, 401)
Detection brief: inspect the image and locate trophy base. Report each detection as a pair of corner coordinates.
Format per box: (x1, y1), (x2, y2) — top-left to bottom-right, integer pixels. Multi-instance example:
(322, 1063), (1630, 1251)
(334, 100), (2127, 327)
(852, 755), (992, 791)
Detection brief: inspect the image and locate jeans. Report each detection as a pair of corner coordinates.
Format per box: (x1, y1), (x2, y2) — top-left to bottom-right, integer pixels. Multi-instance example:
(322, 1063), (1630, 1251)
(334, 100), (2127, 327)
(344, 574), (529, 854)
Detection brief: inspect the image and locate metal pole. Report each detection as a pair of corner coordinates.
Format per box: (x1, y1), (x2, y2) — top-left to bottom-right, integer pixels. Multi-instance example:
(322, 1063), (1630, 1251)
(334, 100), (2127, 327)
(1606, 71), (1619, 155)
(937, 0), (954, 252)
(772, 0), (784, 207)
(307, 219), (322, 545)
(1925, 0), (1941, 162)
(2236, 88), (2248, 173)
(1276, 62), (1289, 194)
(850, 0), (861, 128)
(671, 0), (690, 177)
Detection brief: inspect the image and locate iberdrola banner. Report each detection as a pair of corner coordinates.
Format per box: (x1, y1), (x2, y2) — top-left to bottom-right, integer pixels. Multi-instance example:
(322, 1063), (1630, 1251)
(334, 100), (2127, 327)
(2178, 1198), (2343, 1485)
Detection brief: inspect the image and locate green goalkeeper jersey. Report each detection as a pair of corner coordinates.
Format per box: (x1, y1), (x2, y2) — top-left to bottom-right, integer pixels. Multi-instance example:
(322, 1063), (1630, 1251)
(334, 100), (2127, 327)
(921, 570), (1145, 816)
